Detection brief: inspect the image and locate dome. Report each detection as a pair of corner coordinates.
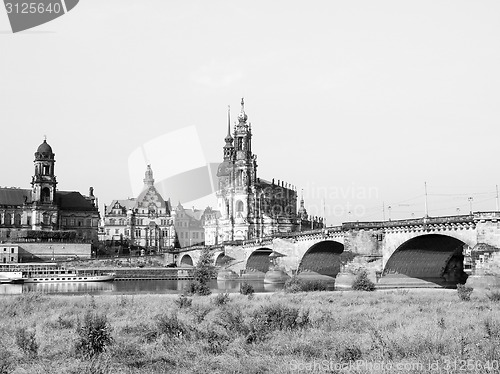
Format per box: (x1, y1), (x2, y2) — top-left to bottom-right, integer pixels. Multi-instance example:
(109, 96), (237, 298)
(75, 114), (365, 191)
(37, 139), (53, 154)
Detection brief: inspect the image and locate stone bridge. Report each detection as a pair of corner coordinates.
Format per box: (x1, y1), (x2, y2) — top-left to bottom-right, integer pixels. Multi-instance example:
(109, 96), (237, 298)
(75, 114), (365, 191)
(175, 212), (500, 287)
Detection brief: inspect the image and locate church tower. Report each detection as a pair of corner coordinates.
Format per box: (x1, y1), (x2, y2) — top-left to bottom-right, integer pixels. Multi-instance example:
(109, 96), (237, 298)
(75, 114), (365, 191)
(31, 139), (57, 204)
(31, 138), (59, 230)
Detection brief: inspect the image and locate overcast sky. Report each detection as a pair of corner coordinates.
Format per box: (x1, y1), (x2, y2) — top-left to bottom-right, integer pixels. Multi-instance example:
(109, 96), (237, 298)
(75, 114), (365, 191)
(1, 1), (499, 225)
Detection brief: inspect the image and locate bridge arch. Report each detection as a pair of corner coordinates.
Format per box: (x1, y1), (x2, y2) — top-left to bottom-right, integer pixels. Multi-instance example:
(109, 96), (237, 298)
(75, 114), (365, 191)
(246, 247), (273, 273)
(215, 253), (231, 267)
(298, 240), (345, 278)
(180, 254), (193, 267)
(382, 234), (468, 287)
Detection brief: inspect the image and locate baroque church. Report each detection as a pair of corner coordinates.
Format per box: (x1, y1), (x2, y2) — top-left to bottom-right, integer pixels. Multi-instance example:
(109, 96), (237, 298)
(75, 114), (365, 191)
(0, 139), (100, 246)
(204, 99), (322, 244)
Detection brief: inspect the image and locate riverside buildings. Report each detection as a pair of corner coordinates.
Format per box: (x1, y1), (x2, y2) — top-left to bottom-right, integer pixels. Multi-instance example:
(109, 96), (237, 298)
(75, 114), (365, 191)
(0, 140), (100, 261)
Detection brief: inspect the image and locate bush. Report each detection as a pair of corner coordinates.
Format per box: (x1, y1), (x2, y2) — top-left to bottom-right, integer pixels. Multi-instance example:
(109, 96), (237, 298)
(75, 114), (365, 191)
(284, 277), (328, 293)
(240, 282), (255, 296)
(486, 290), (500, 302)
(75, 310), (113, 358)
(15, 326), (38, 359)
(175, 294), (193, 309)
(0, 349), (13, 374)
(213, 292), (230, 306)
(457, 284), (473, 301)
(249, 303), (309, 342)
(352, 270), (376, 291)
(155, 311), (190, 339)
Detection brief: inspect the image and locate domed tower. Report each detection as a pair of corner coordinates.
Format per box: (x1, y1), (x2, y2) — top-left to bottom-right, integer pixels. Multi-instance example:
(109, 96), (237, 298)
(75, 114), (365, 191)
(143, 164), (155, 188)
(31, 139), (57, 205)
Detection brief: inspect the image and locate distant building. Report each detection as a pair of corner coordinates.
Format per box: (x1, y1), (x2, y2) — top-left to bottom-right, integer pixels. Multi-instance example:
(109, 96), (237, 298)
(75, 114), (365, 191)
(102, 165), (176, 251)
(205, 99), (323, 244)
(0, 139), (100, 260)
(0, 245), (18, 263)
(171, 202), (205, 248)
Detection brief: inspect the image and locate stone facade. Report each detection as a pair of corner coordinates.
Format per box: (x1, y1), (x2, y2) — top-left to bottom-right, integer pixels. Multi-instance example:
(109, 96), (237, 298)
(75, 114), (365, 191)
(102, 165), (176, 251)
(204, 99), (323, 244)
(0, 140), (100, 255)
(0, 245), (18, 263)
(171, 203), (205, 248)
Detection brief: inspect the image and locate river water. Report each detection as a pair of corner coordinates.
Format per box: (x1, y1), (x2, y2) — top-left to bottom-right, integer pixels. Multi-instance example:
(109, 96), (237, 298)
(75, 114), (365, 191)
(0, 279), (285, 296)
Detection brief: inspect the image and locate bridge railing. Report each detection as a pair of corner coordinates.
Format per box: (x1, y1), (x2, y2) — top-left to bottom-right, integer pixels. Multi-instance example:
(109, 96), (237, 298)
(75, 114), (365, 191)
(343, 214), (475, 230)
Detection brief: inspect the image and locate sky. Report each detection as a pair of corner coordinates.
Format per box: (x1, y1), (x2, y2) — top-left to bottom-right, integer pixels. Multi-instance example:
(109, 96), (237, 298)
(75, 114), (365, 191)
(1, 1), (500, 225)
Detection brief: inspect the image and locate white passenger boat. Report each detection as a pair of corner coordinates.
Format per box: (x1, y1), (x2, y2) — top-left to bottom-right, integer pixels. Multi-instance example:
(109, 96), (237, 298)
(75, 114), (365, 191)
(0, 263), (115, 283)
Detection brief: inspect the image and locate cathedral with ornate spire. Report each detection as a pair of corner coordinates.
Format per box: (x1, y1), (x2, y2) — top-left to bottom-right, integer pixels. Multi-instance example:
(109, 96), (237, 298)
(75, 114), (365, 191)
(204, 99), (322, 245)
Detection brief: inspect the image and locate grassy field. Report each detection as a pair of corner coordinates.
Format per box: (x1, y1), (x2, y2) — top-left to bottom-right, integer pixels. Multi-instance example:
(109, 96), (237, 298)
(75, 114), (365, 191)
(1, 288), (499, 374)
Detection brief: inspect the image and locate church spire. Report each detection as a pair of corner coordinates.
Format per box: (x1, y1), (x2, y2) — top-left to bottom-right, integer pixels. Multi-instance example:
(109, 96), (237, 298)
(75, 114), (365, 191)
(225, 105), (233, 144)
(237, 97), (248, 123)
(143, 165), (155, 188)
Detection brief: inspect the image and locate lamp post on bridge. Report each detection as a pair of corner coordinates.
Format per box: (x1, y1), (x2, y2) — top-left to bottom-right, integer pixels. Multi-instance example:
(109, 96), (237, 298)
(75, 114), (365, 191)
(468, 197), (474, 215)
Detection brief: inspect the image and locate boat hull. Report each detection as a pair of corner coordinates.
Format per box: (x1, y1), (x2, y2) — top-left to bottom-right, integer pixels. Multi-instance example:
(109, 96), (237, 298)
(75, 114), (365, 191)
(22, 274), (115, 283)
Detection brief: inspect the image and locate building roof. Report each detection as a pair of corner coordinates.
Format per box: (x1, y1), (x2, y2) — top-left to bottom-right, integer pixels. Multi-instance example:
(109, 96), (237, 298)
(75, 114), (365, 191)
(105, 199), (136, 215)
(37, 139), (53, 154)
(136, 186), (167, 209)
(55, 191), (97, 212)
(0, 188), (32, 206)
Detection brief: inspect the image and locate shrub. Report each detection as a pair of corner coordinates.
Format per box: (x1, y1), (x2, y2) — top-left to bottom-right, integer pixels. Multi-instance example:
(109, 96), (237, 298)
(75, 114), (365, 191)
(486, 290), (500, 302)
(15, 326), (38, 359)
(352, 270), (376, 291)
(284, 277), (328, 293)
(240, 282), (255, 296)
(175, 294), (193, 309)
(155, 311), (190, 339)
(213, 292), (230, 306)
(0, 349), (13, 374)
(75, 310), (113, 358)
(456, 284), (473, 301)
(249, 303), (310, 342)
(184, 281), (198, 296)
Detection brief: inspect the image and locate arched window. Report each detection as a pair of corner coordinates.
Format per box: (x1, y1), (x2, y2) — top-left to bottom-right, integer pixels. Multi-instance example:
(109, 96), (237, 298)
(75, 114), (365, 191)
(4, 213), (11, 226)
(41, 187), (51, 203)
(42, 213), (50, 225)
(236, 200), (244, 213)
(14, 214), (21, 226)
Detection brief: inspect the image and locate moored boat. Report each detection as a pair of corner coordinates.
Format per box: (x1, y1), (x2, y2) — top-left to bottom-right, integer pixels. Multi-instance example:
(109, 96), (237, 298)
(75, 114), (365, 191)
(0, 263), (115, 283)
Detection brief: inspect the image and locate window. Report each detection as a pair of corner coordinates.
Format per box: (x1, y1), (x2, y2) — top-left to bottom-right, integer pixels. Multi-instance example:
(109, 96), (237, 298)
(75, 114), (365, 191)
(109, 218), (115, 225)
(236, 200), (244, 212)
(11, 248), (14, 253)
(106, 229), (110, 235)
(41, 187), (51, 203)
(78, 220), (83, 227)
(62, 218), (67, 226)
(70, 218), (75, 226)
(115, 229), (119, 234)
(86, 219), (91, 227)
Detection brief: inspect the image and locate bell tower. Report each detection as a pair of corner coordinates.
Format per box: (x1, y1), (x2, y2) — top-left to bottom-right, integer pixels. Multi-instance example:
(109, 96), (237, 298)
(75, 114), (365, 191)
(31, 138), (57, 205)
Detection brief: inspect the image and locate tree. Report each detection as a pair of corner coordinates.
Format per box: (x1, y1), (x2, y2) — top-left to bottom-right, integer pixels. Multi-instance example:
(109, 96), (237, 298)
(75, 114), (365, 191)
(191, 248), (217, 296)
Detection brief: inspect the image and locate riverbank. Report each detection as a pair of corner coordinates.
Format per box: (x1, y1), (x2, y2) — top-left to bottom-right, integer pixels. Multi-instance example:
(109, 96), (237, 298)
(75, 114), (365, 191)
(1, 289), (499, 374)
